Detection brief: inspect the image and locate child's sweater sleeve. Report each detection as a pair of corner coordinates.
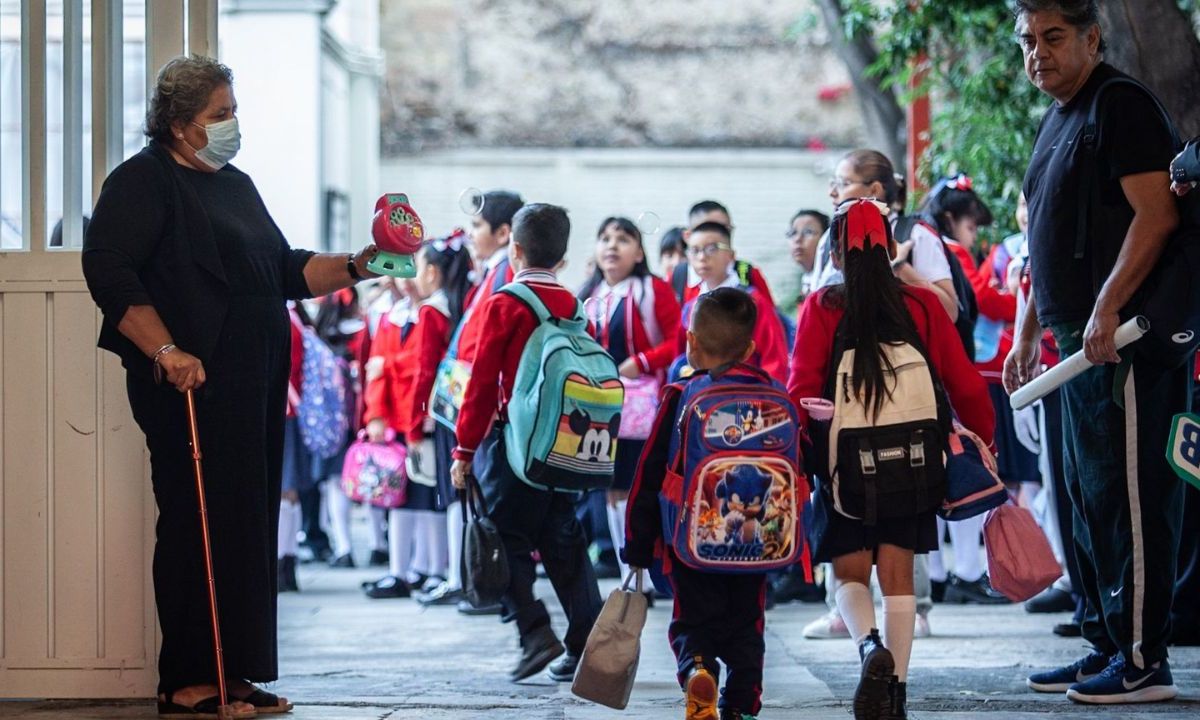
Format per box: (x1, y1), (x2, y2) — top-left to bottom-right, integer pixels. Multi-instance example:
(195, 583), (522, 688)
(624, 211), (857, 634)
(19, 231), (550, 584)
(786, 292), (836, 427)
(403, 307), (450, 444)
(363, 321), (395, 426)
(637, 278), (683, 373)
(623, 388), (682, 569)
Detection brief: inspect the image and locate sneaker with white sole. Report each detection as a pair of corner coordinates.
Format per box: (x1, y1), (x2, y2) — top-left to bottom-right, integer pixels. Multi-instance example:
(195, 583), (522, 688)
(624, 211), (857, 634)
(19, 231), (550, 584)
(1066, 655), (1179, 705)
(913, 613), (931, 639)
(1026, 650), (1110, 692)
(802, 610), (850, 639)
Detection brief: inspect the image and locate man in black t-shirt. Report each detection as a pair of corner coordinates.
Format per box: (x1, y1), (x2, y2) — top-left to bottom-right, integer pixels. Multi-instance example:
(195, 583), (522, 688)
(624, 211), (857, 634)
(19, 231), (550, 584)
(1003, 0), (1189, 706)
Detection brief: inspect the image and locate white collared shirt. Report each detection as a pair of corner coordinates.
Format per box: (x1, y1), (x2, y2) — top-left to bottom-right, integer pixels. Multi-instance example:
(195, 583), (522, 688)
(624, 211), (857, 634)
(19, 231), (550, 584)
(699, 265), (741, 295)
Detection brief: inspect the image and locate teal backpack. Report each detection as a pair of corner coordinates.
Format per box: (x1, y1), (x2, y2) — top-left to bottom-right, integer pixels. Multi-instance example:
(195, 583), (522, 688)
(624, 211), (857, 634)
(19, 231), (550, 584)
(499, 282), (625, 493)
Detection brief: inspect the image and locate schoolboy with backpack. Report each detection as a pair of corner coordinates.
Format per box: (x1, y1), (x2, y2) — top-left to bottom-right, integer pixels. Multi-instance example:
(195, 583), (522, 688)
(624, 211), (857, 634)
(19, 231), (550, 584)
(625, 287), (809, 720)
(450, 204), (610, 683)
(788, 200), (994, 720)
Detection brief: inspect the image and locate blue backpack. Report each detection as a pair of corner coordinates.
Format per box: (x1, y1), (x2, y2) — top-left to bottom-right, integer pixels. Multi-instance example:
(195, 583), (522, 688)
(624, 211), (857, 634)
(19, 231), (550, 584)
(500, 282), (625, 493)
(659, 364), (806, 573)
(297, 326), (350, 459)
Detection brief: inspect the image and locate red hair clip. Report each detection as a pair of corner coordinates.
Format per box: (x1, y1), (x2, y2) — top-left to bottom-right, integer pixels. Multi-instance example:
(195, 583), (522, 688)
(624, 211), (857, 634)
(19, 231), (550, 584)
(836, 198), (891, 253)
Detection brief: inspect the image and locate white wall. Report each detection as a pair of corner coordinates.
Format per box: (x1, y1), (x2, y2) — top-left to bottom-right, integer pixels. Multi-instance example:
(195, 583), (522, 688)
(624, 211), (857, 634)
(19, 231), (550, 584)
(382, 147), (843, 307)
(219, 10), (323, 250)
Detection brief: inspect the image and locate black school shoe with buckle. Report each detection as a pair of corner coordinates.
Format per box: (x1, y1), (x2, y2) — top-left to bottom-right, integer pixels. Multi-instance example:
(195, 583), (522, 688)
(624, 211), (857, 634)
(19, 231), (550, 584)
(855, 630), (895, 720)
(511, 624), (565, 682)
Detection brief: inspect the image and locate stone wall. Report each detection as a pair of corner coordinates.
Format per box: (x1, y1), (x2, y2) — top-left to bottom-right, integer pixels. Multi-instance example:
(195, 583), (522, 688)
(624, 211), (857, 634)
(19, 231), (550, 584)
(379, 0), (864, 154)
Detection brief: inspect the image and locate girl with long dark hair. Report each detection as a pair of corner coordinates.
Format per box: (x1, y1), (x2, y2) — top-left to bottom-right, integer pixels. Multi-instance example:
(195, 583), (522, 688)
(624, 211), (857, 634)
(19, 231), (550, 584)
(361, 231), (473, 598)
(789, 200), (994, 719)
(579, 217), (681, 584)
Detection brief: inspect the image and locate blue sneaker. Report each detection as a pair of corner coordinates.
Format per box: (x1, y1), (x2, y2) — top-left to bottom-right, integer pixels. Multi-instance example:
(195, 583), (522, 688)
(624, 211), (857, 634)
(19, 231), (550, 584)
(1066, 655), (1179, 704)
(1026, 650), (1109, 692)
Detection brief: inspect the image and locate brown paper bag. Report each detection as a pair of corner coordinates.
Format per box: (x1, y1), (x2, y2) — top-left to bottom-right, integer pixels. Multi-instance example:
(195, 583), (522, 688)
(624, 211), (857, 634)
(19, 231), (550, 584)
(571, 570), (648, 709)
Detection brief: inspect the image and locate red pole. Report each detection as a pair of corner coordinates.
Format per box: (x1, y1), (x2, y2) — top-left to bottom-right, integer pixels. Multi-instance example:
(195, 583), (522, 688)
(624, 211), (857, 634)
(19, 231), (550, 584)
(907, 1), (931, 200)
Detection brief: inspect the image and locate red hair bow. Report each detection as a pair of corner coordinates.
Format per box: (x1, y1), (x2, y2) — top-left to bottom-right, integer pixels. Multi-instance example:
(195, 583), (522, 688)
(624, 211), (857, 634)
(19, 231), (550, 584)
(841, 198), (891, 253)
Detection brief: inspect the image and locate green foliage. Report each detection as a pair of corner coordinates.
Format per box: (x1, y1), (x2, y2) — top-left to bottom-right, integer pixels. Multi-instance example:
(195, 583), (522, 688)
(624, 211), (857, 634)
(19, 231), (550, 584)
(842, 0), (1046, 242)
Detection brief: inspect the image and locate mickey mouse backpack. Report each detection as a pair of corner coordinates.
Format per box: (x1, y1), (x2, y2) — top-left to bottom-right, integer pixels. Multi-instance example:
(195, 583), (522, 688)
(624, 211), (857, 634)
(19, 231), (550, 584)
(499, 282), (625, 493)
(658, 364), (808, 574)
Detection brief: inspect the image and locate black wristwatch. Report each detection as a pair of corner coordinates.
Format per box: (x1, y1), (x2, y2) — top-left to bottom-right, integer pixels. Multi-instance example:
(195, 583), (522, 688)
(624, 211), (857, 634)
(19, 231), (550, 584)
(346, 253), (363, 281)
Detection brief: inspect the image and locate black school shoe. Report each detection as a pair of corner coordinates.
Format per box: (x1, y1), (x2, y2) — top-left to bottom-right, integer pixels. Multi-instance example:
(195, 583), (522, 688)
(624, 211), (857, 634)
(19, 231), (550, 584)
(368, 549), (390, 567)
(327, 553), (355, 569)
(855, 630), (895, 720)
(458, 599), (503, 616)
(884, 679), (908, 720)
(547, 653), (579, 682)
(511, 625), (565, 682)
(363, 575), (411, 599)
(1024, 586), (1075, 613)
(942, 574), (1009, 605)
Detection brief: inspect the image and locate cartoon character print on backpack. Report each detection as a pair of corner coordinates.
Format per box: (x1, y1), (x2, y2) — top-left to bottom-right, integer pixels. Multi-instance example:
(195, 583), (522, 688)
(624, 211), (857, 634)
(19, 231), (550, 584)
(540, 373), (625, 479)
(690, 457), (797, 565)
(715, 465), (773, 546)
(567, 408), (621, 464)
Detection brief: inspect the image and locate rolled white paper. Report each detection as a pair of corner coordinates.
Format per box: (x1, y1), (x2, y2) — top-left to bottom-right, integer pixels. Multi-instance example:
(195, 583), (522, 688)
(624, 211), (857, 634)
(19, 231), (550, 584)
(1009, 316), (1149, 411)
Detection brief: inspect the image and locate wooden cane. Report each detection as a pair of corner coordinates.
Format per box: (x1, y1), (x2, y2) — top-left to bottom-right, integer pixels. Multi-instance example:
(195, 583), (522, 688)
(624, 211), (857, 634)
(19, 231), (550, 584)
(185, 389), (236, 720)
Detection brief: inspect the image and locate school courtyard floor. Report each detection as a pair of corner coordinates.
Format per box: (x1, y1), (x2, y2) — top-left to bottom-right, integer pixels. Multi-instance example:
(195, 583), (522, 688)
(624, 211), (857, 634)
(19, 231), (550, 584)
(2, 559), (1197, 719)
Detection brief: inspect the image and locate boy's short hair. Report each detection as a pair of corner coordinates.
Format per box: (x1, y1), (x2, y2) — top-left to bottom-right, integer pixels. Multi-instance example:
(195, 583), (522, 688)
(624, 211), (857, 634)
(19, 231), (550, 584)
(512, 203), (570, 269)
(688, 221), (732, 243)
(480, 190), (525, 231)
(691, 287), (756, 361)
(659, 226), (685, 256)
(688, 200), (731, 225)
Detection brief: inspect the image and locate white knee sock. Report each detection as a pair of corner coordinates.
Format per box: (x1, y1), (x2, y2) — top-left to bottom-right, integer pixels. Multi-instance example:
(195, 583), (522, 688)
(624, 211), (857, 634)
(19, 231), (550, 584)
(882, 594), (917, 681)
(824, 566), (840, 612)
(606, 499), (631, 581)
(369, 506), (389, 552)
(928, 518), (948, 583)
(328, 484), (354, 556)
(411, 513), (431, 578)
(388, 509), (416, 580)
(277, 499), (301, 558)
(949, 515), (985, 582)
(424, 511), (449, 577)
(445, 501), (464, 589)
(912, 555), (933, 616)
(834, 581), (877, 645)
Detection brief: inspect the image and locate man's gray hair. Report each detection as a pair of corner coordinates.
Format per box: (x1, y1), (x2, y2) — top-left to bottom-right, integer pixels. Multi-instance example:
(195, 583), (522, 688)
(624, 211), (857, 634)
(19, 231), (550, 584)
(1013, 0), (1106, 53)
(144, 55), (234, 144)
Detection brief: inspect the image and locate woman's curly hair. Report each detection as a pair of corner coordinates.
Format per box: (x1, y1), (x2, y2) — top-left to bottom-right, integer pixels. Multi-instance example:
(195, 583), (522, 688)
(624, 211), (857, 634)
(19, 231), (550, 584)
(144, 55), (233, 144)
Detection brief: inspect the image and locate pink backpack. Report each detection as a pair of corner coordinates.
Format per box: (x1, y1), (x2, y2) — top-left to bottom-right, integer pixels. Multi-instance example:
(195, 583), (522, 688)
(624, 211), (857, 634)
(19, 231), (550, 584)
(983, 503), (1060, 602)
(341, 428), (408, 509)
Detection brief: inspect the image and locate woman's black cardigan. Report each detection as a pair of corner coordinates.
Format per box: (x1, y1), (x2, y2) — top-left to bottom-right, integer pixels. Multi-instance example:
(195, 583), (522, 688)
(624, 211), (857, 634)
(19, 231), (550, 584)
(82, 140), (314, 372)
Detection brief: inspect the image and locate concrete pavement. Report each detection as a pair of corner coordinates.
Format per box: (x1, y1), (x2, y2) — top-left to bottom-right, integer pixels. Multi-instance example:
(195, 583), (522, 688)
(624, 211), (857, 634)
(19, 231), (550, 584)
(2, 555), (1197, 719)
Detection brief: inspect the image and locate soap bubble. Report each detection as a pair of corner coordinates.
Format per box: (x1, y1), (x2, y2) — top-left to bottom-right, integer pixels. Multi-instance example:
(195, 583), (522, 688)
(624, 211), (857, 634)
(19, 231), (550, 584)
(458, 187), (486, 216)
(636, 211), (661, 236)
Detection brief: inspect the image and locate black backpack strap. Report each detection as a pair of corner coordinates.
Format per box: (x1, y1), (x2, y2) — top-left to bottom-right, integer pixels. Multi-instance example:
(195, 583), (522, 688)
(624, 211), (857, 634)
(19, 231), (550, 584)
(893, 215), (919, 244)
(860, 437), (878, 527)
(671, 262), (689, 303)
(1075, 76), (1181, 261)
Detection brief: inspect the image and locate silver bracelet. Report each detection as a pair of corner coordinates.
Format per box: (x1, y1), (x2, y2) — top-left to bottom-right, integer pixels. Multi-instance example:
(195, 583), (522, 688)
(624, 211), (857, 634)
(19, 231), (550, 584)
(152, 343), (176, 365)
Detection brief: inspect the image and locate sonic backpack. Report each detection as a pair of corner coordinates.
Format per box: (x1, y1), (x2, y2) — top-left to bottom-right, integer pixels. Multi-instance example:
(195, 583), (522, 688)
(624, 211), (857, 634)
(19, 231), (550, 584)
(658, 364), (807, 574)
(500, 282), (625, 493)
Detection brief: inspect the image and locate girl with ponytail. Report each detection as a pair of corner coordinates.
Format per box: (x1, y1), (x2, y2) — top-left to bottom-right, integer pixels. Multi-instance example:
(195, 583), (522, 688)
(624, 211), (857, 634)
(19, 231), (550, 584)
(361, 230), (472, 599)
(788, 200), (994, 720)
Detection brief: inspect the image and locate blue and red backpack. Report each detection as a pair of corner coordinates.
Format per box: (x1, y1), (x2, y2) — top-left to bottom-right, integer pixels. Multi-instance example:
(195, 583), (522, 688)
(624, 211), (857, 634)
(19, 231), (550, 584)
(658, 363), (809, 575)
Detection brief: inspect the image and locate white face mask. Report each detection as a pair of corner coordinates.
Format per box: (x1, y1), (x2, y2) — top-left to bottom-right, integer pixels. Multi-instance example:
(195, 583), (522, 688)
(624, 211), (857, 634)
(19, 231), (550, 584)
(189, 117), (241, 170)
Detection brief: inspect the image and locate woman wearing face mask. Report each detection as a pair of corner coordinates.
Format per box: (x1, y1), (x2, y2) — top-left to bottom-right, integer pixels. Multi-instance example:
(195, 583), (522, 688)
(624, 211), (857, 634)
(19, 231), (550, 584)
(82, 56), (381, 718)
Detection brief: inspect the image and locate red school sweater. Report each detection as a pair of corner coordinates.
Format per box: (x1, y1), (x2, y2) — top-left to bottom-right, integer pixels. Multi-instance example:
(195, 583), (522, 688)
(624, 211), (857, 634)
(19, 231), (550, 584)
(452, 271), (592, 461)
(787, 285), (995, 446)
(456, 256), (515, 365)
(364, 296), (452, 444)
(677, 284), (790, 384)
(585, 275), (682, 374)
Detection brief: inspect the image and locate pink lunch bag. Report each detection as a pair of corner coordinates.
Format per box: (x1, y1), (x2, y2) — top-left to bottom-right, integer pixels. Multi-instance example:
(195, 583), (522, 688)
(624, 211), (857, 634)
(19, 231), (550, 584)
(341, 428), (408, 509)
(983, 503), (1061, 602)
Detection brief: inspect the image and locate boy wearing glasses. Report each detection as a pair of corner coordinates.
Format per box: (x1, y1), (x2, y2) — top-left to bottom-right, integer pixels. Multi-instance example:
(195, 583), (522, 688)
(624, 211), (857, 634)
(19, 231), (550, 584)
(674, 222), (789, 382)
